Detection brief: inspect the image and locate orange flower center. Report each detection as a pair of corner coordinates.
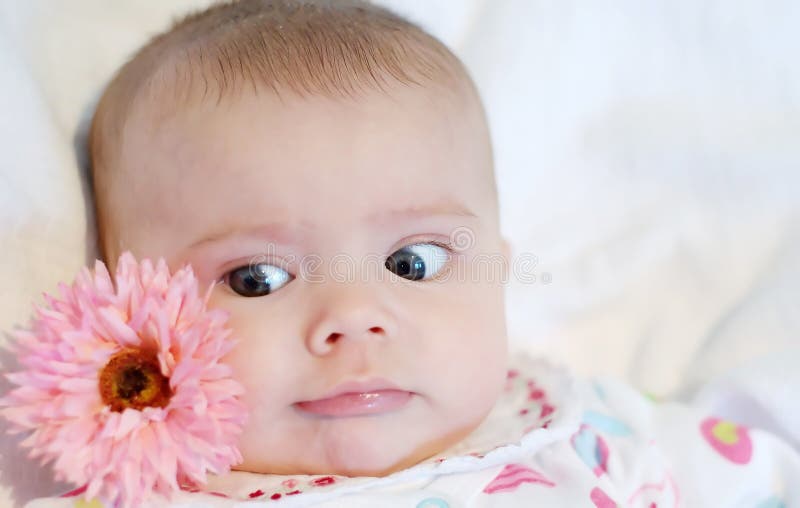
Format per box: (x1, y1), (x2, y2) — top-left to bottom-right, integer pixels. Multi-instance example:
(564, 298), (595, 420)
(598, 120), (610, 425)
(99, 349), (172, 412)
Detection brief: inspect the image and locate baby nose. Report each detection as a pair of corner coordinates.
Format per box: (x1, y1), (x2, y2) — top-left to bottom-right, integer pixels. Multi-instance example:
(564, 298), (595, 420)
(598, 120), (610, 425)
(305, 285), (396, 356)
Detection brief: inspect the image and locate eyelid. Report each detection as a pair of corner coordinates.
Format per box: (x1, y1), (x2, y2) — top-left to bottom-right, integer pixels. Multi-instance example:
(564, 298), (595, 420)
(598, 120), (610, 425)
(425, 239), (455, 252)
(391, 236), (456, 255)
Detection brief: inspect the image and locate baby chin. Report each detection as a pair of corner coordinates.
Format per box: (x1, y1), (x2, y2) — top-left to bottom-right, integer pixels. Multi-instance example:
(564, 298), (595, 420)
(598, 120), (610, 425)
(237, 396), (483, 477)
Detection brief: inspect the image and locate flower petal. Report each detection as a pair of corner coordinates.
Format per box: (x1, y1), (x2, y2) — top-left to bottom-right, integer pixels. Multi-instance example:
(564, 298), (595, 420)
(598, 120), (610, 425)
(0, 252), (247, 508)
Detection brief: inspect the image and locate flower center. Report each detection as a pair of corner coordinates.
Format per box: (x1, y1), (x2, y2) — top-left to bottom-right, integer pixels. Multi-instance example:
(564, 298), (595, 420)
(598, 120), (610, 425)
(99, 349), (172, 412)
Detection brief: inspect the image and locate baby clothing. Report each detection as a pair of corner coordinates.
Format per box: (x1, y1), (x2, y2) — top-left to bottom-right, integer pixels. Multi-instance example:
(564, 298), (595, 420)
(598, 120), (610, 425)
(28, 355), (800, 507)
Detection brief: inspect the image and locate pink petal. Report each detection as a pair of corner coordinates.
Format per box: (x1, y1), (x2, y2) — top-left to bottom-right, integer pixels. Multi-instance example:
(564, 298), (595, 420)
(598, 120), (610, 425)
(115, 409), (143, 440)
(96, 307), (140, 347)
(0, 251), (247, 507)
(58, 377), (97, 394)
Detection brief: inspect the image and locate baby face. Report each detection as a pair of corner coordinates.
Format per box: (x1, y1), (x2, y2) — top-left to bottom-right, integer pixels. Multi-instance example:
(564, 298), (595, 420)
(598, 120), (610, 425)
(101, 81), (508, 476)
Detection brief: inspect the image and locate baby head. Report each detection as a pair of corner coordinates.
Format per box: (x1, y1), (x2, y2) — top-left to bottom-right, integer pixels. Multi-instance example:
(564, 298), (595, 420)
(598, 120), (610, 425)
(89, 0), (509, 476)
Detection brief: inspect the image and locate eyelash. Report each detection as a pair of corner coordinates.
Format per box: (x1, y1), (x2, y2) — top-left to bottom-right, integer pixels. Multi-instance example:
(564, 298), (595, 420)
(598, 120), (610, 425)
(409, 239), (455, 254)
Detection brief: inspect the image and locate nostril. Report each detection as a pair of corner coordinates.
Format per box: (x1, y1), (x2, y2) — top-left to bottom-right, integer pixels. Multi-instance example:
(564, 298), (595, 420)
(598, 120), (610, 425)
(326, 333), (342, 344)
(368, 326), (384, 335)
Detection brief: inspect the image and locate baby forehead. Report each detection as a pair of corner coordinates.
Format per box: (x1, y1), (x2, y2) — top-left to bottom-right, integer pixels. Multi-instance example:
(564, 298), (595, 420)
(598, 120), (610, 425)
(107, 89), (495, 239)
(126, 80), (487, 172)
(129, 93), (486, 195)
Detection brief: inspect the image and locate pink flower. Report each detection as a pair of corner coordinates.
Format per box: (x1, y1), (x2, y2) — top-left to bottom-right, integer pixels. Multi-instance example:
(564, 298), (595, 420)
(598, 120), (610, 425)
(0, 252), (248, 508)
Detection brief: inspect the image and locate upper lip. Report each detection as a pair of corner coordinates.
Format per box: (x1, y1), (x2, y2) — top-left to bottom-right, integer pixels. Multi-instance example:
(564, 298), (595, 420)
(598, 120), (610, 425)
(302, 378), (408, 402)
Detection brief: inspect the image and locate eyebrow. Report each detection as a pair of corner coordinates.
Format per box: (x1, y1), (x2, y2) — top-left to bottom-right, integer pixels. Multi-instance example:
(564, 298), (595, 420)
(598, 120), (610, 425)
(188, 200), (477, 249)
(368, 200), (478, 222)
(187, 220), (311, 249)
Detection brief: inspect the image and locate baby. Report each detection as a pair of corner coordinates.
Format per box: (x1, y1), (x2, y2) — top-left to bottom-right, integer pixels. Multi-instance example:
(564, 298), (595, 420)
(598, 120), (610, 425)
(27, 0), (800, 506)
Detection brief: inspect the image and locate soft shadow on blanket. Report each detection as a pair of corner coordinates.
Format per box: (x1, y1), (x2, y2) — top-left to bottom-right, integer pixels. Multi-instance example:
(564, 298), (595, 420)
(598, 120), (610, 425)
(0, 334), (71, 508)
(0, 107), (106, 508)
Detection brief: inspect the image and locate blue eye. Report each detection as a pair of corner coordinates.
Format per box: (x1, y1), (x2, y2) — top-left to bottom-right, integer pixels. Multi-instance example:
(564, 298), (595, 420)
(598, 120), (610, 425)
(226, 263), (293, 297)
(385, 243), (450, 281)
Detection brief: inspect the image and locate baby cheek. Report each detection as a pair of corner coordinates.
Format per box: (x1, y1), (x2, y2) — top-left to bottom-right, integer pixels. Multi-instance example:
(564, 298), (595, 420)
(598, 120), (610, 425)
(424, 304), (505, 401)
(425, 275), (505, 350)
(216, 306), (300, 400)
(451, 291), (508, 402)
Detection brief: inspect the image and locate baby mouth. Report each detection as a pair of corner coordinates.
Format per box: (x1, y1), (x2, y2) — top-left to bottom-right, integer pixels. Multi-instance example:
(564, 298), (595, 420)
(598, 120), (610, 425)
(294, 380), (414, 417)
(295, 390), (413, 417)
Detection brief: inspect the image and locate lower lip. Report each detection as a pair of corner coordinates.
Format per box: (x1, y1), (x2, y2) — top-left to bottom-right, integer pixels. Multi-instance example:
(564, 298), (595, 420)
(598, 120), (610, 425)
(295, 390), (413, 417)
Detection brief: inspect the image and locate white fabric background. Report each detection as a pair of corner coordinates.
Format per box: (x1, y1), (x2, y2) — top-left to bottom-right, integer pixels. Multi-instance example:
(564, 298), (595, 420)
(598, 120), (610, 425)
(1, 1), (798, 505)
